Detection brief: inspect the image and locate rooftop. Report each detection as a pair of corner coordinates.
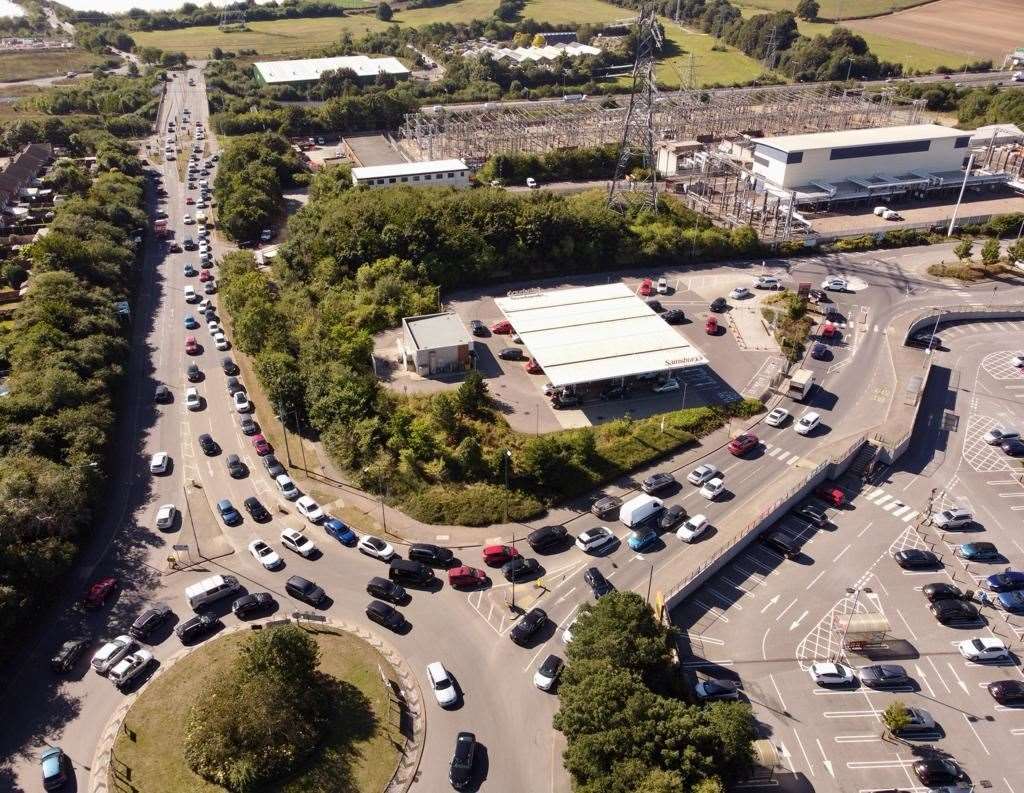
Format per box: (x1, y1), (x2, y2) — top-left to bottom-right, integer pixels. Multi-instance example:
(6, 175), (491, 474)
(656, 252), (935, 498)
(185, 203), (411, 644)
(753, 124), (967, 154)
(493, 284), (708, 388)
(403, 312), (471, 351)
(352, 158), (468, 181)
(253, 55), (409, 84)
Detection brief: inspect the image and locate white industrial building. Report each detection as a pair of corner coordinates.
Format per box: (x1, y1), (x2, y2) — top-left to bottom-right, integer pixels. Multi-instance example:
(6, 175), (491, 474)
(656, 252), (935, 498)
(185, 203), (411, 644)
(464, 41), (602, 64)
(253, 55), (409, 86)
(401, 312), (475, 376)
(351, 159), (471, 189)
(493, 284), (707, 389)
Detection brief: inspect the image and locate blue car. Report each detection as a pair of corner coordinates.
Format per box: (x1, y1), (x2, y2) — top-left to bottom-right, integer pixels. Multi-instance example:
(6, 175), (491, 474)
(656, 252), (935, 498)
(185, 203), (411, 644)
(627, 527), (658, 552)
(324, 518), (356, 546)
(957, 542), (999, 561)
(985, 571), (1024, 592)
(997, 590), (1024, 612)
(216, 498), (242, 526)
(184, 314), (199, 329)
(41, 746), (68, 789)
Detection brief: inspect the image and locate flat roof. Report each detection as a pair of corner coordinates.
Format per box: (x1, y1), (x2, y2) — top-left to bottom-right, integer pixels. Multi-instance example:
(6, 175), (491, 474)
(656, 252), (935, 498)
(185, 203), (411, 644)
(352, 158), (469, 181)
(753, 124), (967, 154)
(254, 55), (409, 84)
(493, 284), (708, 388)
(403, 312), (471, 351)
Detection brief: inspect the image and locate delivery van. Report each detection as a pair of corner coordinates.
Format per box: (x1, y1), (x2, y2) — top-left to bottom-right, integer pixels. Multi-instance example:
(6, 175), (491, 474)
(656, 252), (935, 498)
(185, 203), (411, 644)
(619, 494), (663, 528)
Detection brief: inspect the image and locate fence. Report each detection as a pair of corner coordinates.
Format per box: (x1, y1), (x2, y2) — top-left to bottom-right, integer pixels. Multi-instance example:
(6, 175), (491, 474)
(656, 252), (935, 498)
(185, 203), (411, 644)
(806, 212), (1009, 246)
(905, 304), (1024, 341)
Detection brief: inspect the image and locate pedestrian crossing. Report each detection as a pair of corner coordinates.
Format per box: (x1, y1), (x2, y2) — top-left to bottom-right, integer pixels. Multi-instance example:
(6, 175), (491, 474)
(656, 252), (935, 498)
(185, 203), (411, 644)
(762, 442), (801, 466)
(860, 487), (920, 523)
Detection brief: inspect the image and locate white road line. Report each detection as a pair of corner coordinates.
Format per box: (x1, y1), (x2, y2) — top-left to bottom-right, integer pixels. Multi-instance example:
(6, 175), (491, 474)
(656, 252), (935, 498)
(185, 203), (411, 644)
(895, 609), (918, 642)
(891, 505), (909, 517)
(946, 661), (970, 695)
(926, 656), (952, 694)
(873, 495), (893, 507)
(791, 727), (814, 778)
(901, 510), (918, 523)
(684, 633), (724, 646)
(522, 643), (549, 673)
(832, 544), (851, 564)
(857, 520), (874, 538)
(786, 456), (799, 466)
(806, 569), (828, 589)
(679, 659), (734, 667)
(964, 713), (991, 754)
(769, 672), (788, 712)
(835, 734), (880, 743)
(554, 587), (577, 605)
(775, 597), (797, 621)
(914, 664), (936, 699)
(775, 451), (790, 462)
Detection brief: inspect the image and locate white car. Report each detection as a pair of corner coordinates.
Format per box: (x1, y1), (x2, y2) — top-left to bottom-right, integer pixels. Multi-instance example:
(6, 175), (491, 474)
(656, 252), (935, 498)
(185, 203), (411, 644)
(729, 286), (752, 300)
(91, 635), (134, 674)
(808, 662), (855, 686)
(754, 275), (781, 289)
(276, 474), (300, 500)
(653, 378), (680, 394)
(155, 503), (176, 530)
(821, 276), (847, 291)
(533, 654), (562, 691)
(108, 649), (153, 689)
(183, 214), (194, 225)
(232, 391), (251, 413)
(185, 387), (201, 411)
(795, 411), (820, 435)
(295, 495), (325, 523)
(931, 507), (973, 528)
(280, 528), (317, 558)
(1011, 354), (1024, 368)
(575, 526), (615, 553)
(676, 514), (709, 543)
(958, 637), (1010, 662)
(249, 539), (282, 569)
(149, 452), (169, 474)
(764, 407), (789, 427)
(700, 477), (725, 500)
(561, 615), (578, 645)
(357, 534), (395, 561)
(214, 333), (229, 351)
(525, 177), (538, 188)
(426, 661), (457, 707)
(687, 463), (719, 485)
(207, 320), (220, 335)
(656, 277), (669, 294)
(983, 427), (1019, 445)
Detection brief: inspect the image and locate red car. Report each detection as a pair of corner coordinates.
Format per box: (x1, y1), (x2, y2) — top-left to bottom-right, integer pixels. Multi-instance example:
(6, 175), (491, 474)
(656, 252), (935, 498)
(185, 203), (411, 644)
(525, 358), (543, 374)
(185, 335), (199, 354)
(83, 576), (118, 609)
(448, 565), (487, 588)
(705, 316), (718, 335)
(185, 197), (195, 204)
(728, 433), (759, 456)
(815, 484), (845, 507)
(199, 270), (212, 282)
(251, 434), (272, 456)
(639, 278), (653, 296)
(820, 322), (839, 339)
(490, 320), (513, 334)
(482, 544), (520, 567)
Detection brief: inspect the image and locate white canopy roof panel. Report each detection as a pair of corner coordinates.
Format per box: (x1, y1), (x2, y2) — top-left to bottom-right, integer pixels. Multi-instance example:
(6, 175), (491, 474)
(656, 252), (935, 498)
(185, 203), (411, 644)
(493, 284), (707, 387)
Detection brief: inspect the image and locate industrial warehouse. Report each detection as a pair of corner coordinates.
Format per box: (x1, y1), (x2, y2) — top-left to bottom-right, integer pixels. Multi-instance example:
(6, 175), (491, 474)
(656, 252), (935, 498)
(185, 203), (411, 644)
(253, 55), (410, 87)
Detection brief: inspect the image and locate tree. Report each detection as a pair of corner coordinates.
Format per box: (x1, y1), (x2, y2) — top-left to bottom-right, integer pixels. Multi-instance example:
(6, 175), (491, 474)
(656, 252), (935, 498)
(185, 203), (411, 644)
(796, 0), (819, 20)
(1008, 238), (1024, 264)
(981, 237), (1001, 266)
(376, 1), (393, 21)
(210, 46), (224, 60)
(454, 370), (489, 416)
(881, 700), (910, 737)
(953, 238), (974, 261)
(532, 33), (547, 48)
(566, 591), (670, 673)
(3, 263), (27, 290)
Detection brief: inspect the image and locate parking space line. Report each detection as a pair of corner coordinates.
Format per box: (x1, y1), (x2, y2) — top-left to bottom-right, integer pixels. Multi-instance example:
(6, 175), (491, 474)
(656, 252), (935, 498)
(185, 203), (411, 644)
(791, 728), (814, 778)
(895, 609), (918, 642)
(708, 588), (744, 609)
(832, 544), (851, 564)
(679, 659), (734, 667)
(805, 569), (828, 589)
(926, 656), (952, 693)
(835, 734), (879, 744)
(775, 597), (797, 621)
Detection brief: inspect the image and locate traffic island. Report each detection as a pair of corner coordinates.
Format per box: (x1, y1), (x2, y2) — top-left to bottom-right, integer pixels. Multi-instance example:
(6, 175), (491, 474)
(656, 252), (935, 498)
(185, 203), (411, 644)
(102, 621), (413, 793)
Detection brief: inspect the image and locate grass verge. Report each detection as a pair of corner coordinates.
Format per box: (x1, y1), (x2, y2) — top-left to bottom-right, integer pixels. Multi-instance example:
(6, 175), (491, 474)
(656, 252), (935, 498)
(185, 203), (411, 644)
(926, 260), (1011, 281)
(0, 49), (108, 82)
(736, 0), (937, 19)
(110, 628), (400, 793)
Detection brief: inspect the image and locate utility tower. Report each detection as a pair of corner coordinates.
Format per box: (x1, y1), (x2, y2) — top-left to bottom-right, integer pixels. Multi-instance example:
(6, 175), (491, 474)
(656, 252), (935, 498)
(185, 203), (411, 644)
(607, 3), (662, 214)
(218, 9), (246, 32)
(763, 25), (780, 71)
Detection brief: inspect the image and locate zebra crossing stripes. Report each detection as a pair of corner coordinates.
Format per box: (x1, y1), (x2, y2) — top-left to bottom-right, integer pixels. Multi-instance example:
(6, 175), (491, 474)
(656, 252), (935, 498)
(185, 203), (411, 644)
(862, 488), (919, 522)
(762, 442), (799, 466)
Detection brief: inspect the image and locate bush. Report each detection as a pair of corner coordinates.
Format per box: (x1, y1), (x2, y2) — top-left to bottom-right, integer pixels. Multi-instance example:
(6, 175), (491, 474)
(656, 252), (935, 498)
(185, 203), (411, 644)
(403, 483), (544, 525)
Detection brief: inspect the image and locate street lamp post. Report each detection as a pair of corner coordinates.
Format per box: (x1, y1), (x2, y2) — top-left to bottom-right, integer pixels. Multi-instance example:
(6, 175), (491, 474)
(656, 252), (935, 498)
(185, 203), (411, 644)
(363, 467), (389, 537)
(947, 151), (975, 237)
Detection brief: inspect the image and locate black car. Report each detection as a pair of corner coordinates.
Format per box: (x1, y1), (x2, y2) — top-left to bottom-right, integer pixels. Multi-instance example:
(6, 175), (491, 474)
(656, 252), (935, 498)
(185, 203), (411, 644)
(591, 495), (622, 518)
(710, 297), (727, 312)
(660, 504), (687, 530)
(243, 496), (270, 522)
(502, 557), (541, 582)
(175, 613), (217, 642)
(912, 758), (966, 786)
(367, 576), (407, 604)
(662, 308), (685, 324)
(583, 567), (613, 598)
(860, 664), (909, 688)
(262, 454), (285, 477)
(893, 549), (940, 569)
(366, 599), (405, 631)
(644, 298), (663, 312)
(930, 599), (980, 624)
(695, 678), (742, 701)
(527, 525), (568, 552)
(906, 333), (941, 350)
(510, 607), (548, 645)
(50, 638), (90, 673)
(221, 356), (239, 376)
(240, 416), (258, 435)
(1002, 437), (1024, 457)
(760, 531), (799, 559)
(226, 453), (246, 478)
(129, 604), (172, 641)
(408, 543), (455, 567)
(552, 393), (581, 409)
(183, 238), (197, 250)
(810, 342), (829, 360)
(499, 347), (524, 361)
(286, 575), (326, 606)
(923, 582), (963, 602)
(225, 376), (244, 395)
(808, 287), (828, 303)
(186, 363), (202, 382)
(987, 679), (1024, 704)
(232, 591), (275, 619)
(600, 384), (628, 401)
(198, 433), (218, 456)
(449, 731), (477, 790)
(469, 319), (488, 337)
(792, 503), (828, 528)
(154, 384), (172, 403)
(641, 472), (675, 494)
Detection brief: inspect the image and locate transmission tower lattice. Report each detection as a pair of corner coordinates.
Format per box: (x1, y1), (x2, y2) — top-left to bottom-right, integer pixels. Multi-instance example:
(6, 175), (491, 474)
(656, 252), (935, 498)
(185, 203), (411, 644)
(607, 4), (662, 215)
(218, 9), (246, 31)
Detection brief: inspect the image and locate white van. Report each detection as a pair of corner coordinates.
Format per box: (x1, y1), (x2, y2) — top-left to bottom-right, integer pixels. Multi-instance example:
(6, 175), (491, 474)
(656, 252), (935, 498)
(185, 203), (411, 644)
(183, 285), (198, 303)
(185, 574), (240, 611)
(196, 211), (208, 224)
(619, 494), (663, 528)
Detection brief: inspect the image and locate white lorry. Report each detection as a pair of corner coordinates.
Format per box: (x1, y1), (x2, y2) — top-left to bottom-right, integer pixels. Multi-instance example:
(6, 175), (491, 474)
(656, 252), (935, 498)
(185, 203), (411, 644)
(787, 368), (815, 402)
(619, 494), (663, 528)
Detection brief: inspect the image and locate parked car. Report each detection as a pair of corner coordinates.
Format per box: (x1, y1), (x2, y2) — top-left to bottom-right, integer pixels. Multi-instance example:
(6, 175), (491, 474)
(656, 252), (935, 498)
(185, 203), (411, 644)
(641, 472), (675, 494)
(695, 678), (741, 701)
(286, 575), (326, 606)
(662, 308), (685, 324)
(449, 731), (477, 790)
(483, 544), (520, 566)
(216, 499), (241, 526)
(754, 275), (781, 289)
(985, 571), (1024, 591)
(448, 565), (487, 588)
(729, 286), (751, 300)
(591, 496), (622, 518)
(83, 577), (118, 610)
(996, 590), (1024, 611)
(262, 454), (285, 477)
(367, 577), (406, 603)
(922, 582), (963, 602)
(700, 477), (725, 500)
(710, 297), (727, 312)
(175, 613), (217, 643)
(91, 635), (134, 674)
(490, 320), (513, 334)
(958, 636), (1011, 661)
(792, 502), (828, 528)
(366, 599), (404, 630)
(728, 433), (758, 456)
(638, 277), (653, 296)
(821, 276), (847, 291)
(527, 524), (568, 552)
(1002, 438), (1024, 457)
(502, 557), (540, 582)
(688, 463), (719, 485)
(232, 592), (275, 619)
(956, 541), (1000, 561)
(859, 664), (909, 688)
(760, 531), (798, 559)
(251, 434), (272, 456)
(932, 507), (973, 528)
(809, 342), (829, 360)
(627, 527), (658, 552)
(583, 567), (613, 598)
(764, 407), (789, 427)
(154, 383), (172, 403)
(893, 549), (940, 569)
(659, 505), (686, 530)
(357, 534), (395, 561)
(295, 494), (324, 522)
(704, 316), (718, 334)
(281, 528), (317, 558)
(930, 599), (980, 624)
(40, 746), (69, 790)
(912, 758), (966, 787)
(795, 411), (821, 435)
(149, 452), (170, 474)
(426, 661), (458, 707)
(534, 654), (564, 691)
(987, 679), (1024, 704)
(984, 427), (1019, 445)
(499, 347), (524, 361)
(108, 649), (154, 689)
(808, 661), (855, 686)
(51, 638), (90, 673)
(197, 433), (217, 455)
(324, 518), (357, 545)
(510, 607), (548, 645)
(129, 604), (172, 641)
(469, 319), (487, 336)
(248, 538), (281, 569)
(226, 454), (246, 478)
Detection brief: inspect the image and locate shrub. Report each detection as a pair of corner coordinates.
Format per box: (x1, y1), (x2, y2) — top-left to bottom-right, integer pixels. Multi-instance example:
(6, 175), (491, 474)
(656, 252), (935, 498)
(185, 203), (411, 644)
(403, 483), (544, 525)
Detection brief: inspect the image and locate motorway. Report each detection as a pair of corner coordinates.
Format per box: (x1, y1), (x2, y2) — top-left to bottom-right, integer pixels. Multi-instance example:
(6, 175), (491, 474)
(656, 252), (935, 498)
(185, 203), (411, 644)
(3, 67), (1024, 793)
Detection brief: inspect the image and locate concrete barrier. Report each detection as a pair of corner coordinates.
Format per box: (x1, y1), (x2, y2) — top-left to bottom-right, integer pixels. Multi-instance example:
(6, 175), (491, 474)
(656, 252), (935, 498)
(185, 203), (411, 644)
(906, 304), (1024, 341)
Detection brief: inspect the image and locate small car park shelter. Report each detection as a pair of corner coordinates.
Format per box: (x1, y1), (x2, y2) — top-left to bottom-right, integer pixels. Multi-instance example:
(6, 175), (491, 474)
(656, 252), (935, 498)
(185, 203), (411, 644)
(493, 283), (708, 388)
(401, 312), (475, 377)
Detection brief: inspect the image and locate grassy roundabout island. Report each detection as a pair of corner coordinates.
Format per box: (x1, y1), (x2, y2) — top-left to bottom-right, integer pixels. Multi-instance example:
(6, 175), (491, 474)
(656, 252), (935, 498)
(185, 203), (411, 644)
(110, 623), (401, 793)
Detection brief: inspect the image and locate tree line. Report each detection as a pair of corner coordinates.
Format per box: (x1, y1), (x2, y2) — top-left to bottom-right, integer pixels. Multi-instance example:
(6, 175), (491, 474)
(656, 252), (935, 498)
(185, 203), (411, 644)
(0, 135), (147, 650)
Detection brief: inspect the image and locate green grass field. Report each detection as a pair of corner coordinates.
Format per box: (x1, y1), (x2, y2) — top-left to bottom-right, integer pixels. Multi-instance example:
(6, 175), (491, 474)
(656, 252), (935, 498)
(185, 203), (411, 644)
(736, 0), (935, 18)
(657, 24), (765, 87)
(520, 0), (627, 24)
(0, 48), (108, 82)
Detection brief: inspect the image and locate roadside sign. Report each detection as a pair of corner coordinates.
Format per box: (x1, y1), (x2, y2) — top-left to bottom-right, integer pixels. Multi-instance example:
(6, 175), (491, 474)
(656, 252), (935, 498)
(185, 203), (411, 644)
(797, 282), (811, 299)
(291, 611), (326, 622)
(172, 544), (189, 552)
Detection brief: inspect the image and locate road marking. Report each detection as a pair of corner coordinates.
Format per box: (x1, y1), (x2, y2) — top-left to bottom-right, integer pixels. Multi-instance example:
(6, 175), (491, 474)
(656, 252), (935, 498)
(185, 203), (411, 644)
(679, 659), (734, 667)
(834, 734), (880, 743)
(522, 643), (549, 673)
(946, 661), (970, 695)
(760, 594), (780, 613)
(926, 656), (952, 694)
(832, 544), (851, 564)
(872, 494), (893, 507)
(901, 510), (918, 522)
(708, 587), (743, 609)
(693, 598), (729, 622)
(684, 633), (724, 646)
(857, 520), (874, 538)
(847, 759), (914, 769)
(791, 728), (814, 778)
(769, 672), (788, 713)
(789, 610), (809, 631)
(806, 570), (829, 592)
(775, 597), (797, 621)
(823, 709), (882, 719)
(814, 738), (834, 778)
(554, 587), (577, 605)
(895, 609), (918, 641)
